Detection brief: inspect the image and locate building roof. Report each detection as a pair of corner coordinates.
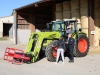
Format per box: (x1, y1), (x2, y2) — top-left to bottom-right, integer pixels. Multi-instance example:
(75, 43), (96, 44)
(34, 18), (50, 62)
(14, 0), (64, 11)
(14, 0), (50, 11)
(0, 15), (13, 19)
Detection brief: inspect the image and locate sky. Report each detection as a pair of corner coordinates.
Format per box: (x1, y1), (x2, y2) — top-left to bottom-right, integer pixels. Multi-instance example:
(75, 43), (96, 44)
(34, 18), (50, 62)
(0, 0), (39, 17)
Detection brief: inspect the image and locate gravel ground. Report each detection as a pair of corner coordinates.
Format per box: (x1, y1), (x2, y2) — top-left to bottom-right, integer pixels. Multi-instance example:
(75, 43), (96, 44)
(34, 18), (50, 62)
(0, 40), (100, 75)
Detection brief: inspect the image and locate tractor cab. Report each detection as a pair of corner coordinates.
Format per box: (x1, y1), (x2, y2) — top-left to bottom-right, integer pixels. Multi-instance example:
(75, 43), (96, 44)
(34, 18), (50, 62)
(46, 19), (80, 37)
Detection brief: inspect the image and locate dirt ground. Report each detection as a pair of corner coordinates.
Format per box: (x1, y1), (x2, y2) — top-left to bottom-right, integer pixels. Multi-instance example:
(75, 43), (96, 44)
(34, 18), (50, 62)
(0, 40), (100, 75)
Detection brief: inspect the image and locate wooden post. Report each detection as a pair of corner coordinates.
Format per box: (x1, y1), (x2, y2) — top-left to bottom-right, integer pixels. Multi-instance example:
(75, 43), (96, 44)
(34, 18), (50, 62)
(52, 4), (56, 20)
(13, 10), (17, 45)
(88, 0), (94, 46)
(29, 7), (35, 33)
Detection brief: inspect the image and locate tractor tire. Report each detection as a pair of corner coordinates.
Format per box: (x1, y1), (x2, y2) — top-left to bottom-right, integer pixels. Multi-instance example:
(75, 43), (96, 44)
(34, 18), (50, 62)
(45, 40), (58, 62)
(74, 34), (90, 57)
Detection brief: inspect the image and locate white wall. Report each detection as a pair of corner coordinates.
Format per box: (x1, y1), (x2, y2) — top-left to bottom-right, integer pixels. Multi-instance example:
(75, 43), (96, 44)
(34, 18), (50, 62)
(0, 16), (13, 37)
(17, 29), (41, 44)
(17, 29), (31, 44)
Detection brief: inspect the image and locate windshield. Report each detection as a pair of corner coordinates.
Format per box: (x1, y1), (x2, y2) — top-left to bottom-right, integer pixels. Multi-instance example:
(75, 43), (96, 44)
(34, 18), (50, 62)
(52, 23), (64, 31)
(52, 21), (79, 33)
(67, 22), (78, 32)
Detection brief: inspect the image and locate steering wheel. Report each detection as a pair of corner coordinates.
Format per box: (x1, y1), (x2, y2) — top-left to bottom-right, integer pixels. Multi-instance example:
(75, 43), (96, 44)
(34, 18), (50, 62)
(58, 28), (64, 31)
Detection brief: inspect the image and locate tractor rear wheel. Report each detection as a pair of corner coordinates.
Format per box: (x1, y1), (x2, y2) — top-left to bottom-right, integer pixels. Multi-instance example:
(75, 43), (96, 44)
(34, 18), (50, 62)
(45, 40), (58, 62)
(74, 34), (90, 57)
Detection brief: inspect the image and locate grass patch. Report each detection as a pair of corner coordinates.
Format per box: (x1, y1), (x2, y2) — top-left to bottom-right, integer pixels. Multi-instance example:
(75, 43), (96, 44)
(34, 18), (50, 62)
(0, 37), (8, 41)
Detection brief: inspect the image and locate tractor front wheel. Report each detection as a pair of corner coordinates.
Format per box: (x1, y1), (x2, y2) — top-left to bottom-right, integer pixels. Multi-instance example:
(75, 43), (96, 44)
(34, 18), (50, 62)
(45, 40), (58, 62)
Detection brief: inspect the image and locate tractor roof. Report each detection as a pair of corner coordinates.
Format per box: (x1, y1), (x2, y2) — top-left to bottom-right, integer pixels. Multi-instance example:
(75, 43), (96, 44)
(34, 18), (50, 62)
(51, 19), (78, 23)
(63, 19), (78, 22)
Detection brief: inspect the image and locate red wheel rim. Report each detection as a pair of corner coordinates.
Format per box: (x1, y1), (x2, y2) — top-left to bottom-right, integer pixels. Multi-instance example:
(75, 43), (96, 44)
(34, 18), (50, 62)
(52, 46), (58, 58)
(78, 38), (87, 53)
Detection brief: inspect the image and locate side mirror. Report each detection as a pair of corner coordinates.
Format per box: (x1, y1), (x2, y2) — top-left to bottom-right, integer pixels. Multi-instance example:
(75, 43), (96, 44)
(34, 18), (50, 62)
(46, 22), (53, 30)
(79, 28), (82, 32)
(46, 23), (49, 29)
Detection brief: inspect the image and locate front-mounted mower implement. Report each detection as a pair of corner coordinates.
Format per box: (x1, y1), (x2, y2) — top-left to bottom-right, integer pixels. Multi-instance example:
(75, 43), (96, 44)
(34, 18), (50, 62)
(4, 47), (30, 64)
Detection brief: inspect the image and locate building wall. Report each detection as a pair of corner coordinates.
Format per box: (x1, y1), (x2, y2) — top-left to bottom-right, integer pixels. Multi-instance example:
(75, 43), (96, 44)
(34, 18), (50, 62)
(94, 0), (100, 46)
(14, 0), (100, 46)
(0, 16), (13, 37)
(17, 29), (41, 44)
(17, 29), (31, 44)
(16, 13), (31, 44)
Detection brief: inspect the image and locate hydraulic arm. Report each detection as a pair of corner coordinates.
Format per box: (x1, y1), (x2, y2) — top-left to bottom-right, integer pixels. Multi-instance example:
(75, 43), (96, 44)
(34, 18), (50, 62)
(24, 32), (60, 63)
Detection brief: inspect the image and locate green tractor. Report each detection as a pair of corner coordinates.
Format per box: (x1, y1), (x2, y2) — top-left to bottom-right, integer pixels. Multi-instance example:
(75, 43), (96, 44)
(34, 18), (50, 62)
(24, 19), (90, 63)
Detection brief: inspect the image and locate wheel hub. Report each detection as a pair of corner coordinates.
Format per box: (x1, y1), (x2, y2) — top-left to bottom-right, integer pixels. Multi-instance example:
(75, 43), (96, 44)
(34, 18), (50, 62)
(52, 47), (58, 58)
(78, 38), (87, 53)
